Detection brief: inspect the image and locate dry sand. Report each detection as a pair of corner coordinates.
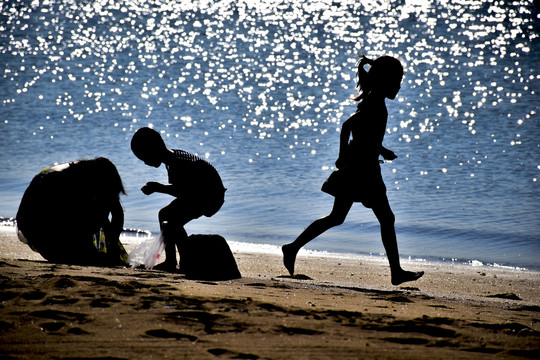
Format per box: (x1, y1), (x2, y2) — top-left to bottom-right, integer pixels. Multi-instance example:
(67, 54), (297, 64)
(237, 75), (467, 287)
(1, 227), (539, 359)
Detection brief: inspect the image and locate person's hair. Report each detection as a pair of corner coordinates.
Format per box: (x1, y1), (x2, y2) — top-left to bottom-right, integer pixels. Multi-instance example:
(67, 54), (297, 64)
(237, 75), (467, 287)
(353, 55), (404, 101)
(74, 157), (126, 196)
(130, 127), (166, 159)
(93, 157), (126, 195)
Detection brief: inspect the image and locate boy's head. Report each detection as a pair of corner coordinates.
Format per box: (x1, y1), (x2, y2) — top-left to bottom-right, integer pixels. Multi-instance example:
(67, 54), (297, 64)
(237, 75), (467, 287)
(131, 127), (167, 167)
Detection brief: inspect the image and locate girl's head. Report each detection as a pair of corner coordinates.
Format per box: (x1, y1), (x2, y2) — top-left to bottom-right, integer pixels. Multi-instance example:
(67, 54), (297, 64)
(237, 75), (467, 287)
(355, 55), (404, 101)
(131, 127), (167, 167)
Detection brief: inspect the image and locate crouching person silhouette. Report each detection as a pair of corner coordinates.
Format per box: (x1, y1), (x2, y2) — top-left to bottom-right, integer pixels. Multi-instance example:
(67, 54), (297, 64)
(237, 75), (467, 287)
(16, 157), (128, 266)
(131, 127), (226, 273)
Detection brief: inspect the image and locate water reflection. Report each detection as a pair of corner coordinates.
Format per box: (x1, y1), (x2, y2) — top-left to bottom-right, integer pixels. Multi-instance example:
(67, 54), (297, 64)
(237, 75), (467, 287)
(0, 0), (539, 268)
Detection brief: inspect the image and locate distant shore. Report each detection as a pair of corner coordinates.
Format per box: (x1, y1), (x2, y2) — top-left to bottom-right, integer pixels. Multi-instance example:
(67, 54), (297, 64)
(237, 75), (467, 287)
(1, 227), (539, 359)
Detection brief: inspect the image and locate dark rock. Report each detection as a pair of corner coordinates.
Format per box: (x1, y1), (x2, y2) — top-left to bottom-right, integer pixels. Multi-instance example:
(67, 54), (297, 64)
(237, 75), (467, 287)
(182, 234), (241, 281)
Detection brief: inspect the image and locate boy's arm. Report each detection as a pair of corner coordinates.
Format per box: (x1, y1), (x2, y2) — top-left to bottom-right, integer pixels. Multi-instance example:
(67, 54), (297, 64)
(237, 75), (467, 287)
(141, 182), (181, 197)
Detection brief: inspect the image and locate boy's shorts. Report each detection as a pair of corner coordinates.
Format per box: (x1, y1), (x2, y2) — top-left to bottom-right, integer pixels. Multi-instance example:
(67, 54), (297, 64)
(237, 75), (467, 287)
(199, 189), (225, 217)
(165, 189), (225, 220)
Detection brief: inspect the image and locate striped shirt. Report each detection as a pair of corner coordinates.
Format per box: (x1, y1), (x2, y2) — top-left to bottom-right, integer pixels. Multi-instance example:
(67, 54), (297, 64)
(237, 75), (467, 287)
(166, 150), (225, 196)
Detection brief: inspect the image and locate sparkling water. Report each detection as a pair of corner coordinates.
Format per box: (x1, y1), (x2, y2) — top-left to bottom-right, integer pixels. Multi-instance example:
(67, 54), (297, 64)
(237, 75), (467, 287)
(1, 0), (539, 270)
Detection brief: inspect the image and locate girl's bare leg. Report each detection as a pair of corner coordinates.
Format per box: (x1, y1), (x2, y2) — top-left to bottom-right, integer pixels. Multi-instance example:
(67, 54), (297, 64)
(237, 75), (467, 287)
(283, 198), (353, 275)
(372, 198), (423, 285)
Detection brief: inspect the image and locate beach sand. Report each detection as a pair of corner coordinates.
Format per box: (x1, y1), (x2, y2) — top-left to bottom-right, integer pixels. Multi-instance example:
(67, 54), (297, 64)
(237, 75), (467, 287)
(1, 227), (539, 359)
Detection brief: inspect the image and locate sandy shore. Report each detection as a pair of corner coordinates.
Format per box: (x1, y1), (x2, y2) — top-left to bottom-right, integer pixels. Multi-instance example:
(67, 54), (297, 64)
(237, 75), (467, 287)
(1, 227), (539, 359)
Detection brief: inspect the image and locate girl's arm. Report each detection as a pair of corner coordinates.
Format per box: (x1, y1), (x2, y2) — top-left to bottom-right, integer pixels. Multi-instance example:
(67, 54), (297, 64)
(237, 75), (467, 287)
(335, 117), (353, 169)
(380, 146), (397, 161)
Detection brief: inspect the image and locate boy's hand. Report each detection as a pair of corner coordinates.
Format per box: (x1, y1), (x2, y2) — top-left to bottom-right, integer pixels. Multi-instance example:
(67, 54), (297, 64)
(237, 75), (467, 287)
(141, 182), (159, 195)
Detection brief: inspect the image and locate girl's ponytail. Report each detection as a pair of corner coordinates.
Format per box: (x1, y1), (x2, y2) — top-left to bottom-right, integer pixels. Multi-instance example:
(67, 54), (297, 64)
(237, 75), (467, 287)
(353, 55), (374, 101)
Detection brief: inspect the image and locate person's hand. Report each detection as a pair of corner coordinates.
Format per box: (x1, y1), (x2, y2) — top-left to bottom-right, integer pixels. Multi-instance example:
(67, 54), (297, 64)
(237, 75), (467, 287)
(359, 54), (374, 67)
(381, 148), (397, 161)
(141, 182), (159, 195)
(335, 156), (347, 169)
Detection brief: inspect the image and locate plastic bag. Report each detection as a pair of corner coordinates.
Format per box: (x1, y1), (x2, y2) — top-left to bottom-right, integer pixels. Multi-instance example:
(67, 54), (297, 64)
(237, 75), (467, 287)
(127, 232), (165, 269)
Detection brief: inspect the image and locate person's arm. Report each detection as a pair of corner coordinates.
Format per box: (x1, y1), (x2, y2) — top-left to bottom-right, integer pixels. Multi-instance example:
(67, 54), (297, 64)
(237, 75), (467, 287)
(141, 182), (181, 197)
(102, 198), (123, 244)
(335, 116), (353, 169)
(109, 199), (124, 239)
(100, 198), (125, 263)
(380, 146), (397, 161)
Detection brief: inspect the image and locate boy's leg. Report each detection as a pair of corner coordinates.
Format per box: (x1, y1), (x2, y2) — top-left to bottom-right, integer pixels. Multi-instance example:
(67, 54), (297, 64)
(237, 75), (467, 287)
(158, 200), (186, 271)
(158, 199), (198, 272)
(157, 221), (184, 270)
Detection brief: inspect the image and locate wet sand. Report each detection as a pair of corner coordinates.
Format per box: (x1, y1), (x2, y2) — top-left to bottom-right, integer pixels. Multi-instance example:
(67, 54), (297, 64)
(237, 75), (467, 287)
(1, 228), (539, 359)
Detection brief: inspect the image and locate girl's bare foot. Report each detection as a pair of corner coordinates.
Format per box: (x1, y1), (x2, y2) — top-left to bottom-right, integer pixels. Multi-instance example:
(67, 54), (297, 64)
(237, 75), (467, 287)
(282, 244), (297, 276)
(391, 270), (424, 286)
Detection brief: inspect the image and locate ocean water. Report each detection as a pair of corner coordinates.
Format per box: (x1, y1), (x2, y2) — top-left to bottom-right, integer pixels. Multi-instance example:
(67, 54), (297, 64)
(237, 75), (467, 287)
(1, 0), (539, 270)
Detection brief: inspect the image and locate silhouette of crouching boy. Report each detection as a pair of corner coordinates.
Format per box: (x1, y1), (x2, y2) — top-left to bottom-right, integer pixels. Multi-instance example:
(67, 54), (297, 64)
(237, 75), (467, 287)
(131, 127), (226, 272)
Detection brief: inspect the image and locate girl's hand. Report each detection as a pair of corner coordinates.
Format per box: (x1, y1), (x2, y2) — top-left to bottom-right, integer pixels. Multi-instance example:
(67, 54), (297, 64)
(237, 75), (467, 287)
(141, 182), (159, 195)
(335, 156), (347, 169)
(381, 148), (397, 161)
(359, 54), (374, 67)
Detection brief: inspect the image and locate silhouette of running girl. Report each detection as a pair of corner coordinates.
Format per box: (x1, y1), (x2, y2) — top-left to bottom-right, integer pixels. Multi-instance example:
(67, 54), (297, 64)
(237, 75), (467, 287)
(282, 55), (424, 286)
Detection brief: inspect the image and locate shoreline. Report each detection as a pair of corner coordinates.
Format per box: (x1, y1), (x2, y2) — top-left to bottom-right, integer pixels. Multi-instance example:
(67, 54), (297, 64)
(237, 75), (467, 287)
(1, 227), (539, 359)
(4, 223), (539, 273)
(2, 216), (538, 272)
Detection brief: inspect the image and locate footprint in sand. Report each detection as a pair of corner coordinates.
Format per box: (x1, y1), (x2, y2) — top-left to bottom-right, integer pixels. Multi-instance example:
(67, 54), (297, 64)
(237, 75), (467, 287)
(0, 320), (14, 331)
(89, 297), (120, 308)
(39, 275), (77, 289)
(40, 321), (66, 332)
(383, 337), (429, 345)
(21, 290), (47, 300)
(363, 319), (458, 338)
(66, 327), (90, 335)
(207, 348), (259, 359)
(145, 329), (198, 341)
(28, 309), (88, 323)
(42, 295), (79, 305)
(164, 310), (246, 334)
(279, 325), (323, 336)
(485, 292), (522, 300)
(0, 291), (18, 302)
(38, 321), (90, 335)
